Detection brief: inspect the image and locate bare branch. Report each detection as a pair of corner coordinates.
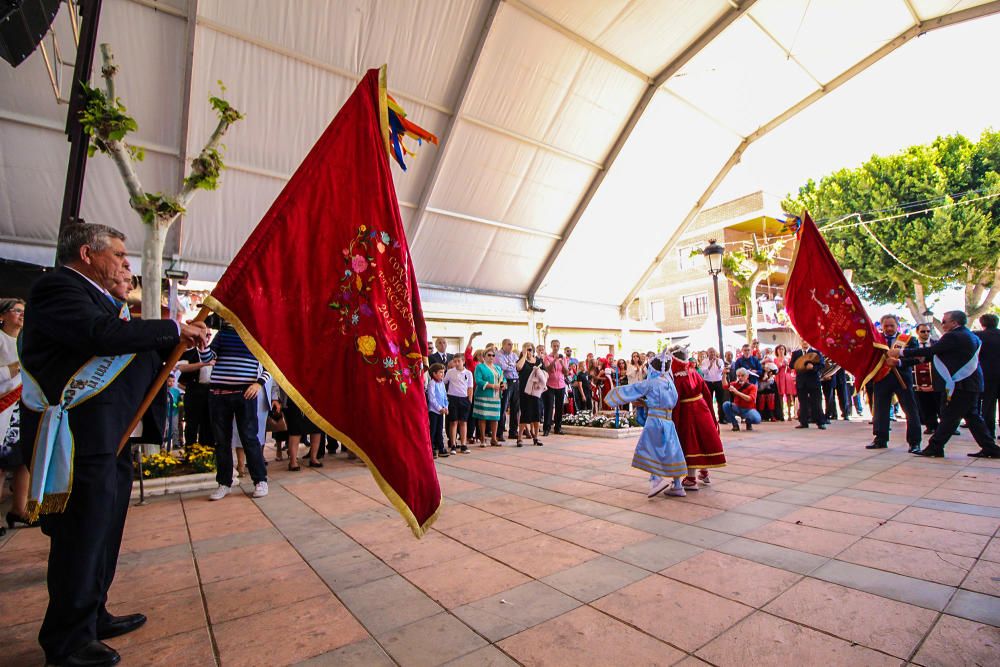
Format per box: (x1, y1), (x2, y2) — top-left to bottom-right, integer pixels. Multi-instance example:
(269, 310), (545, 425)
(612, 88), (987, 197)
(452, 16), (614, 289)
(99, 43), (117, 101)
(103, 139), (146, 204)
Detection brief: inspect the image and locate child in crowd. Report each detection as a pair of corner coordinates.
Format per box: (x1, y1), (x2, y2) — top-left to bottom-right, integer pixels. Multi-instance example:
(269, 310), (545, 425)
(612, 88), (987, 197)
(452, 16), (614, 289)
(163, 374), (182, 451)
(757, 363), (778, 421)
(426, 363), (449, 458)
(444, 355), (473, 454)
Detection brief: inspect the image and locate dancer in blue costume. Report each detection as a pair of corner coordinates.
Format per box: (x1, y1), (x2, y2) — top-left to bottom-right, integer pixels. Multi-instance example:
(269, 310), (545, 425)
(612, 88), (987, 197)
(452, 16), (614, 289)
(605, 356), (689, 497)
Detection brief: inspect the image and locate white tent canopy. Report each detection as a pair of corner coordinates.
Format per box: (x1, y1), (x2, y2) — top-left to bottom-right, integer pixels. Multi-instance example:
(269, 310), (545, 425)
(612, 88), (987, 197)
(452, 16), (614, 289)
(2, 0), (998, 314)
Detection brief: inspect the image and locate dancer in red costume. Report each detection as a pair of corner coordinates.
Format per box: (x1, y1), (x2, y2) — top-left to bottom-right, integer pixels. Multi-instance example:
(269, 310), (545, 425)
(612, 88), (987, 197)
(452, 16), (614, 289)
(669, 346), (727, 490)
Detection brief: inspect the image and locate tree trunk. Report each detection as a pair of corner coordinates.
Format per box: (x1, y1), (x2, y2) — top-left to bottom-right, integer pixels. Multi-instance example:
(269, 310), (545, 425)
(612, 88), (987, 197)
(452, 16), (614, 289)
(141, 217), (171, 319)
(966, 273), (1000, 322)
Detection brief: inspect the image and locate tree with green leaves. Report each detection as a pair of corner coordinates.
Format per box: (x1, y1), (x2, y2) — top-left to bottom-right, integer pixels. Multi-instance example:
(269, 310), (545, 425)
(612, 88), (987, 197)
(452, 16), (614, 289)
(80, 43), (243, 318)
(783, 129), (1000, 328)
(720, 239), (786, 344)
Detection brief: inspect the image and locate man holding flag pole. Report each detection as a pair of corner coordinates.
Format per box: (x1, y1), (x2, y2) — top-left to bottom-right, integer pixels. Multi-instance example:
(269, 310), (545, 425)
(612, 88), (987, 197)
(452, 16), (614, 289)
(890, 310), (1000, 458)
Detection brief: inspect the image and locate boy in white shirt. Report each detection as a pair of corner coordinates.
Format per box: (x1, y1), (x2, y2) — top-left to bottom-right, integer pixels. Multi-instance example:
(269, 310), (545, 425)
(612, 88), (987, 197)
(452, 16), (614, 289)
(444, 356), (474, 454)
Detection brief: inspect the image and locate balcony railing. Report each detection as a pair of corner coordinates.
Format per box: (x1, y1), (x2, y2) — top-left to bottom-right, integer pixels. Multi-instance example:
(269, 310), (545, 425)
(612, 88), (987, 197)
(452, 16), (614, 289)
(729, 303), (765, 317)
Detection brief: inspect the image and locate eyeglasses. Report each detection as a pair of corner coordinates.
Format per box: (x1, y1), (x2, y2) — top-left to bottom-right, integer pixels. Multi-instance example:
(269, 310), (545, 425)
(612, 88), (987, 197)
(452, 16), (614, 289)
(6, 309), (24, 314)
(486, 353), (495, 357)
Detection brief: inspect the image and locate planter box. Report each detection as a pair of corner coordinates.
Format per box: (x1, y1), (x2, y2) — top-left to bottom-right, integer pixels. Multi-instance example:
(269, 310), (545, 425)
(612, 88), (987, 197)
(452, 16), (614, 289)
(130, 471), (217, 499)
(559, 425), (642, 439)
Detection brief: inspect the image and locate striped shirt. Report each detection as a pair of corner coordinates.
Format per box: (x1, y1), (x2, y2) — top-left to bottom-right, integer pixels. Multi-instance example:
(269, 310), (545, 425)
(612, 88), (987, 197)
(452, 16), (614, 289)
(200, 327), (270, 389)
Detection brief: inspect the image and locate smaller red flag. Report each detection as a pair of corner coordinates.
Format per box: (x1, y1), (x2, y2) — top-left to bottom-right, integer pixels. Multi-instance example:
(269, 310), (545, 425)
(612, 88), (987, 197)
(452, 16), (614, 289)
(784, 213), (888, 388)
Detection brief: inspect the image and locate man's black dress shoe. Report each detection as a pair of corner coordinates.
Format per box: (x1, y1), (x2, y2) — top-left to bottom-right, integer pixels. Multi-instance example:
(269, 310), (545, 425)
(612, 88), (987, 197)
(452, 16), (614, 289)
(51, 640), (120, 667)
(866, 442), (887, 449)
(913, 448), (944, 458)
(794, 424), (808, 429)
(968, 450), (1000, 458)
(97, 613), (146, 640)
(817, 424), (827, 430)
(908, 445), (922, 454)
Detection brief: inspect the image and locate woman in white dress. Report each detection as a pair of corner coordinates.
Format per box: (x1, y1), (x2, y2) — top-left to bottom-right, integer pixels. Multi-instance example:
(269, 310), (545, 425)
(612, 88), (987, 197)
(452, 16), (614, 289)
(0, 298), (33, 530)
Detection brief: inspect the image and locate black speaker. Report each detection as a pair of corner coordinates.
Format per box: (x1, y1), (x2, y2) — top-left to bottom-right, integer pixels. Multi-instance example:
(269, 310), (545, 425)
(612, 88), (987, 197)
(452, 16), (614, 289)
(0, 0), (62, 67)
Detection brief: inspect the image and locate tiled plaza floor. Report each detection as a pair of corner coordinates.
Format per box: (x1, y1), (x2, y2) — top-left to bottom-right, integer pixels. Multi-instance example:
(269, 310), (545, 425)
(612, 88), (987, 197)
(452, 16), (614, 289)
(2, 419), (999, 666)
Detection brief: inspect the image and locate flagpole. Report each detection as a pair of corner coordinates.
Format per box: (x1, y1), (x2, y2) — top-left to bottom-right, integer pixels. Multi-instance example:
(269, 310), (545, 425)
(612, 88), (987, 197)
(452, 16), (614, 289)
(116, 306), (211, 455)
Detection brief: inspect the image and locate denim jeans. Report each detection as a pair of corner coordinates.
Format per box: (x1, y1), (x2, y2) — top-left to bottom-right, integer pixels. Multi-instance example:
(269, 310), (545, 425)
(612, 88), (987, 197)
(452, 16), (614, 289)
(209, 391), (267, 486)
(722, 402), (761, 426)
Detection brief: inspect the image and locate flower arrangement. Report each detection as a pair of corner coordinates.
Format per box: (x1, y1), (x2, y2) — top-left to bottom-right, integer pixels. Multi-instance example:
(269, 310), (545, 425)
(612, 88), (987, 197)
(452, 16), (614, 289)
(561, 410), (635, 429)
(141, 451), (181, 478)
(185, 443), (217, 473)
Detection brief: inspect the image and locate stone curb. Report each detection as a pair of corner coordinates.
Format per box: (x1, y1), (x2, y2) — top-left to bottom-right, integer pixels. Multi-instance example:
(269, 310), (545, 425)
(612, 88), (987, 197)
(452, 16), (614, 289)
(130, 471), (217, 499)
(559, 425), (642, 439)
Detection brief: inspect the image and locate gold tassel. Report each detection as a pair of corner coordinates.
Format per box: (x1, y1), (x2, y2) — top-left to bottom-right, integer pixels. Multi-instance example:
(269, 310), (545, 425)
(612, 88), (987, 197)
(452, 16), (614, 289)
(25, 492), (71, 523)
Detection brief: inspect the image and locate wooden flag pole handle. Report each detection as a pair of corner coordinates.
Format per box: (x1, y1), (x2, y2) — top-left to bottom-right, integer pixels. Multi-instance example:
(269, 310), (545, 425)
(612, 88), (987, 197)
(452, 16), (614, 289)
(116, 307), (211, 455)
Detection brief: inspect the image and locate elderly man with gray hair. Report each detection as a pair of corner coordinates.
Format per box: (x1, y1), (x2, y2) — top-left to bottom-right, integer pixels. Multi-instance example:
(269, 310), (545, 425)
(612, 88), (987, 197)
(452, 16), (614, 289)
(721, 367), (762, 431)
(20, 223), (209, 666)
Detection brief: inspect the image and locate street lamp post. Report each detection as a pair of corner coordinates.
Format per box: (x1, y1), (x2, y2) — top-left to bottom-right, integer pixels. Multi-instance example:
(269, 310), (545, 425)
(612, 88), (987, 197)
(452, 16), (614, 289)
(703, 240), (725, 356)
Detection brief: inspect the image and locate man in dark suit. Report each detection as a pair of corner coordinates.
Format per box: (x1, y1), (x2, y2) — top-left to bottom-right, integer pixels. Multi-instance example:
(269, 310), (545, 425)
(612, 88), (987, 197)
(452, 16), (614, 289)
(20, 224), (209, 666)
(912, 322), (940, 433)
(427, 337), (453, 368)
(868, 315), (922, 452)
(892, 310), (1000, 458)
(975, 313), (1000, 439)
(790, 339), (826, 429)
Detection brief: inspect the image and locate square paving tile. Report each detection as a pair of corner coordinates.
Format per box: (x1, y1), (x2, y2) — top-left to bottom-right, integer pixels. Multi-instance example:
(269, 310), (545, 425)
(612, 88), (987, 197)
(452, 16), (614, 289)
(593, 574), (754, 651)
(695, 611), (901, 666)
(550, 518), (655, 553)
(912, 614), (1000, 667)
(452, 580), (580, 641)
(437, 515), (539, 551)
(468, 494), (545, 517)
(114, 627), (215, 666)
(429, 503), (494, 531)
(485, 534), (600, 579)
(662, 551), (802, 607)
(744, 520), (860, 557)
(715, 536), (829, 574)
(893, 506), (1000, 535)
(337, 575), (443, 635)
(836, 537), (974, 586)
(810, 560), (955, 611)
(540, 555), (650, 602)
(962, 559), (1000, 597)
(366, 533), (478, 574)
(608, 536), (703, 571)
(380, 612), (488, 667)
(203, 560), (326, 623)
(403, 552), (530, 608)
(695, 511), (773, 536)
(867, 521), (990, 558)
(107, 586), (206, 649)
(764, 577), (937, 658)
(213, 594), (368, 666)
(945, 589), (1000, 626)
(498, 605), (685, 666)
(779, 507), (884, 536)
(295, 637), (395, 666)
(502, 504), (592, 532)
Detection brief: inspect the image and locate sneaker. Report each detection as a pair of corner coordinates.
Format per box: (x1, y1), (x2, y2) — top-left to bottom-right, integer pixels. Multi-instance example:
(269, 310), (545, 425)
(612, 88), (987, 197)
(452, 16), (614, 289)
(647, 477), (673, 498)
(664, 487), (687, 497)
(208, 485), (230, 501)
(253, 481), (269, 498)
(459, 446), (470, 454)
(439, 450), (450, 458)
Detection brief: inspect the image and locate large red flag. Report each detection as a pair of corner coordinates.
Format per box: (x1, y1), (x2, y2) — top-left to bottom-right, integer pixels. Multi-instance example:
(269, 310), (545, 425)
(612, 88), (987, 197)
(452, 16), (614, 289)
(784, 213), (888, 389)
(204, 67), (441, 537)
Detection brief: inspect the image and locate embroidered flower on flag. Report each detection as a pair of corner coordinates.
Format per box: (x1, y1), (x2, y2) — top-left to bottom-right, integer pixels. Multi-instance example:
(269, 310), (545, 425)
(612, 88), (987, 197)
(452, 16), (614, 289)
(352, 255), (368, 273)
(357, 335), (376, 357)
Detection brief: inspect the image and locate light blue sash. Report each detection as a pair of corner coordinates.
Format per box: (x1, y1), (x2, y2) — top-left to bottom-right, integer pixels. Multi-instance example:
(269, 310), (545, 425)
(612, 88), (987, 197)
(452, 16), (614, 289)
(933, 338), (980, 400)
(21, 297), (135, 519)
